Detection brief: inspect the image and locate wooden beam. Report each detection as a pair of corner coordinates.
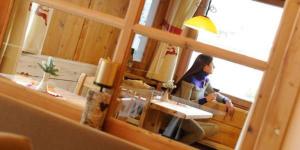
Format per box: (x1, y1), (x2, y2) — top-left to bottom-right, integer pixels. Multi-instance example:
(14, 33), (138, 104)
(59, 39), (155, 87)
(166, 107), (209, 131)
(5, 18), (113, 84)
(253, 7), (300, 150)
(133, 24), (268, 71)
(0, 0), (14, 64)
(255, 0), (285, 7)
(106, 0), (145, 119)
(0, 0), (29, 73)
(105, 117), (197, 150)
(239, 0), (300, 149)
(32, 0), (125, 29)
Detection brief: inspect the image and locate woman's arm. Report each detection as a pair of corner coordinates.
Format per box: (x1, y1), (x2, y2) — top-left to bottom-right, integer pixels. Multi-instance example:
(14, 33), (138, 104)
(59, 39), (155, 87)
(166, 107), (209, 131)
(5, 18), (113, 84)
(206, 82), (229, 104)
(206, 82), (235, 116)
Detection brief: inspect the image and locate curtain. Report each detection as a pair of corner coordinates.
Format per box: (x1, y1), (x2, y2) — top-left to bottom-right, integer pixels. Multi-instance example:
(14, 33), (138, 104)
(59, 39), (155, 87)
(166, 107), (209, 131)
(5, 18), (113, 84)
(146, 0), (201, 82)
(22, 2), (53, 54)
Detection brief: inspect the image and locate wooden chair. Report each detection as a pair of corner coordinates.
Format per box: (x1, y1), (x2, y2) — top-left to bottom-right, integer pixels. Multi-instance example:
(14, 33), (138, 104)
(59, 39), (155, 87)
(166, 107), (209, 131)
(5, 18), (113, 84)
(74, 73), (99, 96)
(117, 86), (154, 127)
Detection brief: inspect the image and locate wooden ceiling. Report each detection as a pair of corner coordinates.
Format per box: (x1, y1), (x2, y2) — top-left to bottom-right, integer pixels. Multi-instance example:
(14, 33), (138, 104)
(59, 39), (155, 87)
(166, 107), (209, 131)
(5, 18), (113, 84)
(255, 0), (285, 7)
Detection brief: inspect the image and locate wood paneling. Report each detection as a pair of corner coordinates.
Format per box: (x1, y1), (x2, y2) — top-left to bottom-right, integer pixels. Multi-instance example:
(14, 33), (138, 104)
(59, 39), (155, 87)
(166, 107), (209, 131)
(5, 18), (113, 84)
(203, 101), (248, 128)
(105, 117), (197, 150)
(205, 120), (241, 148)
(74, 0), (129, 64)
(282, 91), (300, 149)
(33, 0), (125, 29)
(200, 139), (233, 150)
(16, 53), (97, 91)
(42, 0), (129, 65)
(42, 0), (90, 60)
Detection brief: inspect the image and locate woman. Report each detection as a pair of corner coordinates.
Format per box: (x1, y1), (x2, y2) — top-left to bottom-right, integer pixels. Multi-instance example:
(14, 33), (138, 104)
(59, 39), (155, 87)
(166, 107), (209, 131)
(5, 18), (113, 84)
(163, 54), (234, 145)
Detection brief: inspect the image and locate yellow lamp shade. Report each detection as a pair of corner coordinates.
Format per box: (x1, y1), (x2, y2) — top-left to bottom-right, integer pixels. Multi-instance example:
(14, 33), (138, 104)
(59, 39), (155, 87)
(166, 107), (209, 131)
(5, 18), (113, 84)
(184, 16), (218, 33)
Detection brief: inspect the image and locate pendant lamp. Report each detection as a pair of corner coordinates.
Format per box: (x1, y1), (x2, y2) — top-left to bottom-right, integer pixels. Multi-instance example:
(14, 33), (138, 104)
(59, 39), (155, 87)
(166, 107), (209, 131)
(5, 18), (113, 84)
(183, 16), (217, 33)
(183, 0), (218, 33)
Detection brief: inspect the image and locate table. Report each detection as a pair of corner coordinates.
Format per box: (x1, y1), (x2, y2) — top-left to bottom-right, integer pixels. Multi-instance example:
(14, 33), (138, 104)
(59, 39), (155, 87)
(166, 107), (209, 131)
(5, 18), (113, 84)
(150, 100), (213, 119)
(141, 97), (213, 133)
(0, 74), (86, 108)
(146, 99), (213, 139)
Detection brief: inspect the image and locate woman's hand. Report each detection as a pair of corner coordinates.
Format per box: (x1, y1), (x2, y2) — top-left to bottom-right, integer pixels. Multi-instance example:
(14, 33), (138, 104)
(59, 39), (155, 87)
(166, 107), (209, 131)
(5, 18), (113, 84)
(225, 100), (235, 117)
(206, 92), (217, 101)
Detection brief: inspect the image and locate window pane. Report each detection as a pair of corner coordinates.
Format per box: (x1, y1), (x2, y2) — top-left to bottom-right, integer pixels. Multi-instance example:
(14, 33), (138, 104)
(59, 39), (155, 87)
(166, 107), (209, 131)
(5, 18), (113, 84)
(132, 0), (159, 61)
(189, 51), (263, 102)
(198, 0), (283, 61)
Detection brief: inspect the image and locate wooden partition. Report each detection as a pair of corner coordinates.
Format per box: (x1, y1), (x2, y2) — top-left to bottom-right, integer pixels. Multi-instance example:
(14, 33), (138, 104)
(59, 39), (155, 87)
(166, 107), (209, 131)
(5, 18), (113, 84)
(0, 0), (14, 54)
(1, 0), (299, 149)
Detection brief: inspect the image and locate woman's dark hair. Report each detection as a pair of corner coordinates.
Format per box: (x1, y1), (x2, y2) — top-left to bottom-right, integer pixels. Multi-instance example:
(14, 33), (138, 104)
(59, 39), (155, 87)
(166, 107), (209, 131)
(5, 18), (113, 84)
(172, 54), (213, 94)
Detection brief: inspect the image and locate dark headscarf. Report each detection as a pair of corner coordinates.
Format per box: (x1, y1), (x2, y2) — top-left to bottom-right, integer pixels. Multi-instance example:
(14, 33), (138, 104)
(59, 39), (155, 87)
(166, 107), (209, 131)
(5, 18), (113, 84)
(172, 54), (213, 94)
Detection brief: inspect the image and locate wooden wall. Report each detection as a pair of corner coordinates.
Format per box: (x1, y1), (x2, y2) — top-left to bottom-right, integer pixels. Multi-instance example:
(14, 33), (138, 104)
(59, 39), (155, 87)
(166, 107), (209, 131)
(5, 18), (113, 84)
(42, 0), (90, 60)
(16, 53), (97, 92)
(42, 0), (129, 65)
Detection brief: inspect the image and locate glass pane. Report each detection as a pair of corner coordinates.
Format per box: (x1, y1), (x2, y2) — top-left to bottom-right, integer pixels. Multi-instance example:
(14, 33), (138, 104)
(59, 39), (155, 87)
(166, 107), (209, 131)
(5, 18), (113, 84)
(189, 51), (263, 102)
(0, 0), (121, 92)
(197, 0), (283, 61)
(132, 0), (160, 61)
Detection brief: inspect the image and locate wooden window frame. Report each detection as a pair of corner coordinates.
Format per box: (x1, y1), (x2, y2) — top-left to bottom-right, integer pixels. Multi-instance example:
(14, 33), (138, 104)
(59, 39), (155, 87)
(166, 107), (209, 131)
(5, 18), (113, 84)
(1, 0), (299, 149)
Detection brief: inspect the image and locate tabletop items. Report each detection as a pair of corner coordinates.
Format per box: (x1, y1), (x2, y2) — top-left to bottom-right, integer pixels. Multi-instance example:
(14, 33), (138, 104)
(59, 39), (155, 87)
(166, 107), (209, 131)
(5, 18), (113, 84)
(0, 73), (86, 107)
(36, 57), (59, 92)
(80, 90), (110, 129)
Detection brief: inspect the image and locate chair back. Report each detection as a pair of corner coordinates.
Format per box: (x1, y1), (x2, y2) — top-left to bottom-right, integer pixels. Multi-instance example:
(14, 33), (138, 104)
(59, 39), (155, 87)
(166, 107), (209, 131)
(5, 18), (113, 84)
(74, 73), (99, 95)
(117, 86), (155, 127)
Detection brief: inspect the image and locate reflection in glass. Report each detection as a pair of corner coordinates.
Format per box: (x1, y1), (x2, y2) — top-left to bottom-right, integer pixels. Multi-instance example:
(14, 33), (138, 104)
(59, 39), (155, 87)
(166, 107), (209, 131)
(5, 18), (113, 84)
(0, 0), (123, 92)
(132, 0), (159, 62)
(198, 0), (283, 61)
(189, 51), (263, 101)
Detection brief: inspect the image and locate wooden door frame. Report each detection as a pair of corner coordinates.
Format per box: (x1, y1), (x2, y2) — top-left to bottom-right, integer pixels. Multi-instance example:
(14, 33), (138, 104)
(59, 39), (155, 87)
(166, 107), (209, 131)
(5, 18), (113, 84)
(1, 0), (298, 149)
(0, 0), (14, 64)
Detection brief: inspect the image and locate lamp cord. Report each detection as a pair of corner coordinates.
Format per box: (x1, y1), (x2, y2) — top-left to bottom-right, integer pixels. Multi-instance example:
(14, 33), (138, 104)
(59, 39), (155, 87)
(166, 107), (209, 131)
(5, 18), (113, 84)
(205, 0), (212, 17)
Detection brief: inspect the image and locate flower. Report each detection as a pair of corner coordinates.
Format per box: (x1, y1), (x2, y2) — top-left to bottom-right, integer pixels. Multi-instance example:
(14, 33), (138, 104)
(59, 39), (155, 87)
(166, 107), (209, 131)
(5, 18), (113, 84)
(37, 57), (59, 76)
(162, 80), (176, 90)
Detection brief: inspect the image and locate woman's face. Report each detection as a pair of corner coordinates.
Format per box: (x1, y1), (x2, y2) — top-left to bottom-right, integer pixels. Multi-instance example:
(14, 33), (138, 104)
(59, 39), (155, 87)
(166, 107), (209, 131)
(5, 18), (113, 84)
(203, 62), (214, 74)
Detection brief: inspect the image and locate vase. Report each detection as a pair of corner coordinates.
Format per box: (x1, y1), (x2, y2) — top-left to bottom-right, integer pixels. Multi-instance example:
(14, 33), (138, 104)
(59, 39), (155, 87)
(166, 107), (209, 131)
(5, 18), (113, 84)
(161, 90), (169, 101)
(36, 73), (50, 92)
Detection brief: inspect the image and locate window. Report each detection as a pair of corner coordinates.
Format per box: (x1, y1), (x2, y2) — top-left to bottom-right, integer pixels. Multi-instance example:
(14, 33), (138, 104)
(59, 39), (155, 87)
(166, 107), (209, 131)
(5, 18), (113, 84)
(189, 0), (283, 101)
(132, 0), (159, 62)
